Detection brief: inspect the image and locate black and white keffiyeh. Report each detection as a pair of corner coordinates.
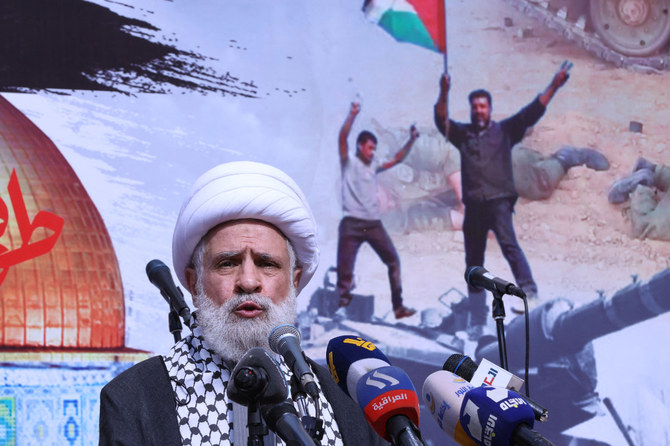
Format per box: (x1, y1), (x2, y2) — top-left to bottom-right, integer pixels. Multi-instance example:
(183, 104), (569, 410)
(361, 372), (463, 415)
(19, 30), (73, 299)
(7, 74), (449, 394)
(163, 323), (233, 445)
(163, 322), (344, 446)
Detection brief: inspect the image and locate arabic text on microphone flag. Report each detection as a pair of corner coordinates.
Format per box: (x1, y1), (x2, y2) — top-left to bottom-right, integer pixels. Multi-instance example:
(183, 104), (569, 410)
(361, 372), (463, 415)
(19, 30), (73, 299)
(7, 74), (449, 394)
(362, 0), (445, 53)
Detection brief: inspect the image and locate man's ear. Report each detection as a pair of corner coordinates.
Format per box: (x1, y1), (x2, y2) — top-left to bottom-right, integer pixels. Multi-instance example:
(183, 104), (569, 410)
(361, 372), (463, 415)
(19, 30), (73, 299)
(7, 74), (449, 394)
(292, 267), (303, 291)
(185, 267), (199, 306)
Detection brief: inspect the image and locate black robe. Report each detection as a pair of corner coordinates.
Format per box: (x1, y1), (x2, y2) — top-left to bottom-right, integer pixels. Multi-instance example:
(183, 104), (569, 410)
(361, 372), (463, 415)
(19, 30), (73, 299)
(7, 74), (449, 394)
(99, 356), (387, 445)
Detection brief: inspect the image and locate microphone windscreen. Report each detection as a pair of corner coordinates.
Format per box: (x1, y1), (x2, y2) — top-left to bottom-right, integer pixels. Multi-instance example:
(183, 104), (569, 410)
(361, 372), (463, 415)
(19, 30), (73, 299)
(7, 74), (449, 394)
(459, 386), (535, 446)
(464, 266), (484, 285)
(145, 259), (167, 280)
(355, 365), (420, 441)
(145, 259), (180, 301)
(268, 324), (300, 354)
(227, 347), (288, 406)
(422, 370), (476, 445)
(326, 335), (391, 402)
(443, 354), (477, 381)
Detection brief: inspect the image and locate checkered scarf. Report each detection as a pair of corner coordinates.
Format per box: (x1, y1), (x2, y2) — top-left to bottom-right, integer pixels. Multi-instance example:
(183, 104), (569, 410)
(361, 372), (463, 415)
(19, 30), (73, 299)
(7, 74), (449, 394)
(162, 320), (344, 445)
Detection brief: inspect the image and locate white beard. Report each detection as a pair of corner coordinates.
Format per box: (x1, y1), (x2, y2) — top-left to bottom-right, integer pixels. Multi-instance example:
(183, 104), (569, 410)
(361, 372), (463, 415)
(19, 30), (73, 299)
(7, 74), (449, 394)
(193, 289), (298, 363)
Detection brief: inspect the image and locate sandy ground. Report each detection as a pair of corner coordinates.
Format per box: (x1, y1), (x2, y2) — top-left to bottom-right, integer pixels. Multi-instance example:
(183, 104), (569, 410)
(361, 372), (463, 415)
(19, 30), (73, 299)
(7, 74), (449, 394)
(326, 0), (670, 317)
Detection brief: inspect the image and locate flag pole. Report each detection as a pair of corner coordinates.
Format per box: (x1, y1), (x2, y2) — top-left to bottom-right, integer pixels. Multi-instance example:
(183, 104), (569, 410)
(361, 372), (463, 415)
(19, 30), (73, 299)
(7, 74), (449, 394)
(443, 0), (448, 74)
(441, 0), (449, 134)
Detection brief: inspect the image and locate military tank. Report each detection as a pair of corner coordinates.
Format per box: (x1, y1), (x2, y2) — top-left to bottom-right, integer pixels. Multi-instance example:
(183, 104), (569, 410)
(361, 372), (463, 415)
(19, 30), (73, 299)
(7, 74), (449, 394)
(505, 0), (670, 70)
(304, 268), (670, 445)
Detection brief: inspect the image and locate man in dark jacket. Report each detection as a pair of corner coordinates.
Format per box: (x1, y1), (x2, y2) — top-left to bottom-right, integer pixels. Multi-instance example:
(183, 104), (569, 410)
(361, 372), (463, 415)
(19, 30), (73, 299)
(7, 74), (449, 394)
(434, 65), (570, 322)
(99, 161), (386, 445)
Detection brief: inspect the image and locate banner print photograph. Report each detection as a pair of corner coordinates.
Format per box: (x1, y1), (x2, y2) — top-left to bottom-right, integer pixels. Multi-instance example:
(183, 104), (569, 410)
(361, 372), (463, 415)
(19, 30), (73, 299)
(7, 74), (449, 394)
(1, 0), (669, 445)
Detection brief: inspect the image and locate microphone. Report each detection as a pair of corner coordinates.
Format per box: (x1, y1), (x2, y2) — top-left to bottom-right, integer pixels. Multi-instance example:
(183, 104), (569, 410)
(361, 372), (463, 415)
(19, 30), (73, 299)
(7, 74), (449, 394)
(356, 365), (425, 446)
(465, 266), (526, 298)
(459, 386), (554, 446)
(146, 259), (192, 326)
(444, 354), (524, 392)
(261, 400), (316, 446)
(227, 347), (288, 406)
(421, 370), (477, 446)
(268, 325), (319, 399)
(325, 335), (391, 402)
(444, 354), (548, 422)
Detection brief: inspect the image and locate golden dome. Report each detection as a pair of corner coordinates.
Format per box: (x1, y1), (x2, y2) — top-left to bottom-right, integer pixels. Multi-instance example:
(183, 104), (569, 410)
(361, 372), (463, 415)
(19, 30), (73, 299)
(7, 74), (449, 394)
(0, 95), (125, 348)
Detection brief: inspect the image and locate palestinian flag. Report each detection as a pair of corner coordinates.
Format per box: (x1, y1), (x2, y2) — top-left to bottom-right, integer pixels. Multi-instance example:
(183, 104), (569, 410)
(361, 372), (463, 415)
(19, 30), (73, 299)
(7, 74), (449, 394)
(363, 0), (446, 53)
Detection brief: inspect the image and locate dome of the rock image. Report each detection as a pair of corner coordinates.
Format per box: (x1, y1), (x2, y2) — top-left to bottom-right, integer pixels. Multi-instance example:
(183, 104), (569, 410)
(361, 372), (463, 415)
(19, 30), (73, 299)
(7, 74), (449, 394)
(0, 95), (125, 348)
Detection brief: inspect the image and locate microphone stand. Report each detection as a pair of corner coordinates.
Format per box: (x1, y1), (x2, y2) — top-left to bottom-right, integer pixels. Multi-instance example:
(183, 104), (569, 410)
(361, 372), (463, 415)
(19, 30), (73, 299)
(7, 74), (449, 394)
(160, 286), (192, 328)
(290, 375), (325, 443)
(247, 402), (268, 446)
(168, 309), (182, 342)
(491, 290), (509, 370)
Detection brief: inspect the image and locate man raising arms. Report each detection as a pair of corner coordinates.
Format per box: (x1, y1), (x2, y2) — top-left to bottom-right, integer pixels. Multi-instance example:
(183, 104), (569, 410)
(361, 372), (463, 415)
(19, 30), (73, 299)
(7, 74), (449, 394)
(434, 64), (570, 322)
(337, 101), (418, 319)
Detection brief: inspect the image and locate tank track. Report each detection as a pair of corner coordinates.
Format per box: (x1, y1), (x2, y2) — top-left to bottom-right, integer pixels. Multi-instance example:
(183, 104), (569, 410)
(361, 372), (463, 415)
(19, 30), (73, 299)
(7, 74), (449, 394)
(503, 0), (670, 71)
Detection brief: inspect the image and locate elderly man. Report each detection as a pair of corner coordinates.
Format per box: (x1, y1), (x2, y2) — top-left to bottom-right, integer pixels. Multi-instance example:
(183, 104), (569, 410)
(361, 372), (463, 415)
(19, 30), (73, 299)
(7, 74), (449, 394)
(99, 162), (385, 445)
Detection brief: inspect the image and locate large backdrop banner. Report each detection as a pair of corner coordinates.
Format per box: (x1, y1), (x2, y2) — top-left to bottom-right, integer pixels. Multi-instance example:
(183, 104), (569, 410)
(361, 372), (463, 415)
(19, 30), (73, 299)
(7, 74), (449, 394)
(1, 0), (669, 445)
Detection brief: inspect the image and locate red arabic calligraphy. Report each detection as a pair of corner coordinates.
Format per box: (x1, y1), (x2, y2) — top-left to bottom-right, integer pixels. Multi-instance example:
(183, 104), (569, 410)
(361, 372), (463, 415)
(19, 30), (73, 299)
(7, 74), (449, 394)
(0, 169), (65, 286)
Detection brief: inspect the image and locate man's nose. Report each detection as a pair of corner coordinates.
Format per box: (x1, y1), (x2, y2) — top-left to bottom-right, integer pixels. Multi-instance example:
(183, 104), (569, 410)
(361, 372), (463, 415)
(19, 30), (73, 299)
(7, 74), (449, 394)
(235, 261), (262, 294)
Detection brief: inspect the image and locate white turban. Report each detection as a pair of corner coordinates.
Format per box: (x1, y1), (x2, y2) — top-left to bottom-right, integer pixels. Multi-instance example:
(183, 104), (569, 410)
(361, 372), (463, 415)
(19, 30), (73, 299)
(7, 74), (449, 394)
(172, 161), (319, 294)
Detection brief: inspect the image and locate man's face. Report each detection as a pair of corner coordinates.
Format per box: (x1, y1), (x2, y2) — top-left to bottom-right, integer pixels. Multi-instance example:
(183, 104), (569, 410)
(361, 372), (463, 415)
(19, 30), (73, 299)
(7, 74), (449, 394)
(470, 96), (491, 130)
(357, 139), (377, 165)
(189, 219), (301, 310)
(185, 219), (302, 362)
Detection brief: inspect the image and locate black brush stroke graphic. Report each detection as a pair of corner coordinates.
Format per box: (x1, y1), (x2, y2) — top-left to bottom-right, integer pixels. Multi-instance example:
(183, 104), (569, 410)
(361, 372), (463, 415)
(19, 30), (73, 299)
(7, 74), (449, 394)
(0, 0), (259, 97)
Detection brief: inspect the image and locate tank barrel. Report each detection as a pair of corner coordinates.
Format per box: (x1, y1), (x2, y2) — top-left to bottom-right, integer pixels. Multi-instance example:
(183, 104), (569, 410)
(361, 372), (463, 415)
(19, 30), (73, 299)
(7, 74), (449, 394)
(476, 268), (670, 368)
(554, 268), (670, 344)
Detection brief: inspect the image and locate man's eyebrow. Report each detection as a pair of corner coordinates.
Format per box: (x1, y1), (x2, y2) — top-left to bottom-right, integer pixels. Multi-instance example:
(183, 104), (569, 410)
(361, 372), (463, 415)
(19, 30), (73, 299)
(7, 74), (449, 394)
(211, 251), (242, 260)
(211, 250), (282, 262)
(254, 252), (282, 263)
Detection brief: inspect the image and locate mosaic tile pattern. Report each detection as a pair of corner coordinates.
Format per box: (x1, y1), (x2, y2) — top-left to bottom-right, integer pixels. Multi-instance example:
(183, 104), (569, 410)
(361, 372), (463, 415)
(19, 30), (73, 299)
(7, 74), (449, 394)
(0, 359), (136, 445)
